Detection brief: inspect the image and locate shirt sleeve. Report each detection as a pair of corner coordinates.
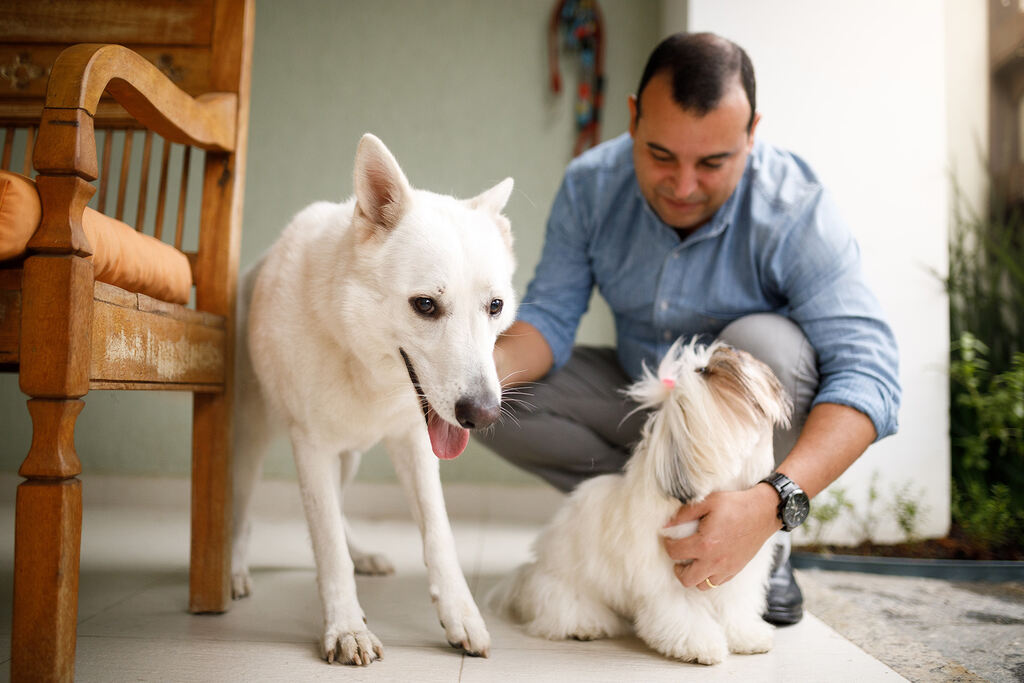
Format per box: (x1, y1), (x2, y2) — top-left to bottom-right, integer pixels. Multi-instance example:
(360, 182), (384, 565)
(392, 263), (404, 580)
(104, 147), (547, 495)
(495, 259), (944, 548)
(517, 173), (596, 372)
(769, 187), (902, 440)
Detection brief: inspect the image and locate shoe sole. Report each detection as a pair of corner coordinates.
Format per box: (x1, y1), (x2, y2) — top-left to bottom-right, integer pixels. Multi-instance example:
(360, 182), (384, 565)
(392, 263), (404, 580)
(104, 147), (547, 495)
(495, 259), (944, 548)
(763, 605), (803, 626)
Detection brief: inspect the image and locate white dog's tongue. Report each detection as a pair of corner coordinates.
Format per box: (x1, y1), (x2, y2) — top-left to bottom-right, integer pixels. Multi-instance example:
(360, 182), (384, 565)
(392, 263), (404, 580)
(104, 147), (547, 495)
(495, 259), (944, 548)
(427, 413), (470, 460)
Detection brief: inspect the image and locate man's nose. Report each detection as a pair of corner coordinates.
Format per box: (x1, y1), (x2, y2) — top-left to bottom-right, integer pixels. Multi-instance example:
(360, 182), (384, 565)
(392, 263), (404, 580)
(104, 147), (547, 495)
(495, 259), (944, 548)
(671, 165), (699, 198)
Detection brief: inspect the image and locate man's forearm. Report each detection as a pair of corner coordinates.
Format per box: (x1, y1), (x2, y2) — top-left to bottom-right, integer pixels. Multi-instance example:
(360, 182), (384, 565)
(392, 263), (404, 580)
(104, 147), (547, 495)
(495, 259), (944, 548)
(772, 402), (878, 500)
(494, 320), (555, 388)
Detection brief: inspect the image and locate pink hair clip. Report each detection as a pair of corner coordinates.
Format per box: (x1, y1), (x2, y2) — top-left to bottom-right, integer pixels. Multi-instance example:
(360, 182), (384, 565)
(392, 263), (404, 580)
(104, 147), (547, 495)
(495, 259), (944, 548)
(661, 377), (676, 389)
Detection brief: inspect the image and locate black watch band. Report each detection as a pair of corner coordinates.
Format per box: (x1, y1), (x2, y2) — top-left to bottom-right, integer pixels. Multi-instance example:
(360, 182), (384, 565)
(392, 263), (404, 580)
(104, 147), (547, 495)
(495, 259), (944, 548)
(761, 472), (810, 532)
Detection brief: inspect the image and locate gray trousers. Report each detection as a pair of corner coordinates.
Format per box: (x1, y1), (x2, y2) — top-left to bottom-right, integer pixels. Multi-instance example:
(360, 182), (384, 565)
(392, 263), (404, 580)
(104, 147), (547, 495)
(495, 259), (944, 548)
(479, 313), (819, 493)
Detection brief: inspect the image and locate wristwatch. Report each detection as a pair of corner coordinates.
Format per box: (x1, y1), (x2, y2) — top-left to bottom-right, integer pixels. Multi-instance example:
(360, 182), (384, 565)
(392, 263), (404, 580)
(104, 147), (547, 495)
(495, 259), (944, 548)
(761, 472), (810, 532)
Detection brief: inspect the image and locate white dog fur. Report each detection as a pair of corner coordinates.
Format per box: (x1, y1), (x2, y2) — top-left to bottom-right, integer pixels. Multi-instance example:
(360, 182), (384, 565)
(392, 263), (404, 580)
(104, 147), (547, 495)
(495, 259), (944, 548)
(232, 134), (517, 665)
(488, 338), (792, 665)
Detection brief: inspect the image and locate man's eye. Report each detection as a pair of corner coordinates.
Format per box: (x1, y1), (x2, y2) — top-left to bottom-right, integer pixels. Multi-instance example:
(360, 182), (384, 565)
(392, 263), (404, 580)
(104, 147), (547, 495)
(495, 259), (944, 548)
(411, 297), (437, 317)
(703, 161), (723, 170)
(489, 299), (503, 316)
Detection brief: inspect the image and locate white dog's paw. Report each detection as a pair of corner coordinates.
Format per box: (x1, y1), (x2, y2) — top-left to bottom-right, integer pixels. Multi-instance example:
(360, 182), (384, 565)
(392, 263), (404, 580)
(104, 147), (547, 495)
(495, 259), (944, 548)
(727, 619), (774, 655)
(352, 552), (395, 576)
(231, 569), (252, 600)
(679, 634), (729, 666)
(438, 599), (491, 657)
(650, 630), (728, 666)
(323, 625), (384, 666)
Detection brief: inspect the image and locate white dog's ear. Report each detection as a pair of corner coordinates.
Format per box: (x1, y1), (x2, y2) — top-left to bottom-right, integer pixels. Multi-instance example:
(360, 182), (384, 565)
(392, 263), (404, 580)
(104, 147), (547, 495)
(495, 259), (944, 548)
(467, 177), (514, 215)
(467, 178), (515, 250)
(353, 133), (412, 236)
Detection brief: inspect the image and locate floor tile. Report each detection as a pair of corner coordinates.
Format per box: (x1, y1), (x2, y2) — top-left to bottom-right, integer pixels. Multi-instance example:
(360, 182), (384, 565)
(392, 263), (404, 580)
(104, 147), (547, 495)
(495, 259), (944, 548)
(73, 636), (463, 683)
(467, 613), (904, 682)
(0, 483), (908, 682)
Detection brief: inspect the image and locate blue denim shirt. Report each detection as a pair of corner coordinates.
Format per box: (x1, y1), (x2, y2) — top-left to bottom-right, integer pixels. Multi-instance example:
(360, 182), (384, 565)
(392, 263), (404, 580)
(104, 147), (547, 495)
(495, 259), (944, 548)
(519, 133), (900, 440)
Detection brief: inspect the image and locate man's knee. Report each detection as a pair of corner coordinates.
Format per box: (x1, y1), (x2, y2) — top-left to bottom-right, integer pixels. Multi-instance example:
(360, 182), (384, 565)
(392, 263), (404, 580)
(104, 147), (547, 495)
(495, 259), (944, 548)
(476, 345), (639, 490)
(720, 315), (814, 382)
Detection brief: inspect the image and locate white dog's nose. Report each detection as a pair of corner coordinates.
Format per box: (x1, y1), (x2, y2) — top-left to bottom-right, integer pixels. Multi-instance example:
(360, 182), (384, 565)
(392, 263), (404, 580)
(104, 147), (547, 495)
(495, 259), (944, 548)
(455, 396), (500, 429)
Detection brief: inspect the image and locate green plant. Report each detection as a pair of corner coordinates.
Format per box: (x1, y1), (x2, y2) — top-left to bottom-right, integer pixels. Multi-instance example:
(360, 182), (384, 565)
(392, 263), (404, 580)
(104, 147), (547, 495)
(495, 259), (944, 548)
(798, 474), (927, 549)
(802, 485), (854, 548)
(889, 481), (928, 543)
(946, 179), (1024, 554)
(948, 335), (1024, 546)
(846, 471), (882, 544)
(947, 184), (1023, 375)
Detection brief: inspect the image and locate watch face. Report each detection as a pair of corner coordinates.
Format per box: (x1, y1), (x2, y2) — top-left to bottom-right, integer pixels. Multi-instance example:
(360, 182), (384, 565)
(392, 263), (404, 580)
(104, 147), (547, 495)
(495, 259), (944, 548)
(782, 491), (810, 528)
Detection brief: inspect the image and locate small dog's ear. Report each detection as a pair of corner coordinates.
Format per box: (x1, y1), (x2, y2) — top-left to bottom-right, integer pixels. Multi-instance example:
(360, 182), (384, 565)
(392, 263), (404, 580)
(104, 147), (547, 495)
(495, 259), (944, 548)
(706, 345), (793, 428)
(353, 133), (412, 235)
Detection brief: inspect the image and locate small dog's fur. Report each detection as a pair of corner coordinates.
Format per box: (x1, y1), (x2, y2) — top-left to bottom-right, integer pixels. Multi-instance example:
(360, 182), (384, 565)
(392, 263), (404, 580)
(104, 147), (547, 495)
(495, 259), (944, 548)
(232, 134), (517, 665)
(489, 338), (792, 665)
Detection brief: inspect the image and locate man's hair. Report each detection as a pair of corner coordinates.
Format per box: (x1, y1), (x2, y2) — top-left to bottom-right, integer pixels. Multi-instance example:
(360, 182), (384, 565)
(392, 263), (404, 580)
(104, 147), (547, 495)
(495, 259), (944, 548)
(635, 32), (756, 132)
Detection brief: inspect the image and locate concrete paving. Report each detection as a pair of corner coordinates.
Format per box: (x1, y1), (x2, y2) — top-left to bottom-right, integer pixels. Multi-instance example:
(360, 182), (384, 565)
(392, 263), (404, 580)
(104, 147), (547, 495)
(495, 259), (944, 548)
(799, 567), (1024, 682)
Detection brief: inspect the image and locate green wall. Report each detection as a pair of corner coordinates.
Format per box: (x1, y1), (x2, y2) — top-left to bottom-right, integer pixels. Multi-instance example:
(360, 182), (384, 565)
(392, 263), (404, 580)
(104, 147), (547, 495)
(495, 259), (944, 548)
(0, 0), (660, 484)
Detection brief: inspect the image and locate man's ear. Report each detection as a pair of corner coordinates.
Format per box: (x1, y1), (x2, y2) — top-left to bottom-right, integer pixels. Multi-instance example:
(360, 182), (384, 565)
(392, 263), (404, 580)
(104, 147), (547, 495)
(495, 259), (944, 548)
(628, 94), (639, 138)
(353, 133), (412, 235)
(746, 112), (762, 150)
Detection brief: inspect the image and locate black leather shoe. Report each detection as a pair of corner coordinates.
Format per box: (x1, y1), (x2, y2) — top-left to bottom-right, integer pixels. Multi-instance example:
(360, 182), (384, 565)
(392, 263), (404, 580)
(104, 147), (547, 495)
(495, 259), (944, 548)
(763, 555), (803, 625)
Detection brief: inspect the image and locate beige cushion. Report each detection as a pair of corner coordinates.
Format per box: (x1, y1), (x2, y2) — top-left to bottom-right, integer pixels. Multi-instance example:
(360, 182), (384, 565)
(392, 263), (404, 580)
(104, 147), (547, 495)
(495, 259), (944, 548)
(0, 170), (193, 304)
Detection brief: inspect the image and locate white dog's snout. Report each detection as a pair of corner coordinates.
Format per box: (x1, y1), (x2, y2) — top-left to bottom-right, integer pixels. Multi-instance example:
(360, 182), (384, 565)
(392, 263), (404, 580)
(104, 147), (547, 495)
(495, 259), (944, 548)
(454, 395), (501, 430)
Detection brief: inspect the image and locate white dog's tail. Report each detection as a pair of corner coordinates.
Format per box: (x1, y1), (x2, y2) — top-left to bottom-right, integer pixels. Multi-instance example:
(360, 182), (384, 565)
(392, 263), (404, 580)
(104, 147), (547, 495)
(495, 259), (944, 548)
(485, 563), (531, 622)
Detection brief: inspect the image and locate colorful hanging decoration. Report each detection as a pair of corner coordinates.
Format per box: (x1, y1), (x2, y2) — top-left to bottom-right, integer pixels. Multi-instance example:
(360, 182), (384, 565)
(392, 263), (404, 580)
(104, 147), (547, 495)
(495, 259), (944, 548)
(548, 0), (605, 157)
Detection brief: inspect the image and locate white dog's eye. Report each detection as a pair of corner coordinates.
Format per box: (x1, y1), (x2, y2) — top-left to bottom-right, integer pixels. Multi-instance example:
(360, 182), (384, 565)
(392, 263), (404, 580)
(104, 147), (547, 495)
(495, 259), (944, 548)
(411, 297), (438, 318)
(489, 299), (503, 317)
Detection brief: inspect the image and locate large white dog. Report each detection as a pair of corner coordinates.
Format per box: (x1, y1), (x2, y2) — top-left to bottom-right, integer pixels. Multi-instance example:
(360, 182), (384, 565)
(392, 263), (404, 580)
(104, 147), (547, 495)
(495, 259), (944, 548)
(232, 134), (516, 665)
(489, 339), (792, 665)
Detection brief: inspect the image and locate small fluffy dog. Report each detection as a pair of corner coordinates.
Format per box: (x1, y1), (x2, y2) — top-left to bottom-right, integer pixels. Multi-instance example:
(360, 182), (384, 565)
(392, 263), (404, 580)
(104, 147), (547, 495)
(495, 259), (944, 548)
(232, 134), (517, 664)
(489, 338), (792, 665)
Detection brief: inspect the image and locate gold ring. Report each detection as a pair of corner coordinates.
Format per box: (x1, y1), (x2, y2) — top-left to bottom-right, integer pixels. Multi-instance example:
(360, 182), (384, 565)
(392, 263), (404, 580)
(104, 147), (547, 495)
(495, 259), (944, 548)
(703, 577), (717, 589)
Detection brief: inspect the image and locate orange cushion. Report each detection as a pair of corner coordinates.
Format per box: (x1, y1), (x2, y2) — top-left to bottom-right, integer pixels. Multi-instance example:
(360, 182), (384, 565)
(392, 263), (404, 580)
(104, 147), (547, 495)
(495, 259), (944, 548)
(0, 171), (41, 261)
(0, 170), (192, 304)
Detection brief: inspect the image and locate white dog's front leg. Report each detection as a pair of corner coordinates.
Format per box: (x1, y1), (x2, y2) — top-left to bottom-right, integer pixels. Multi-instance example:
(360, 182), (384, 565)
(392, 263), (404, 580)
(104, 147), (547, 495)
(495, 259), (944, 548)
(292, 434), (383, 665)
(635, 593), (728, 665)
(710, 542), (775, 655)
(386, 432), (490, 657)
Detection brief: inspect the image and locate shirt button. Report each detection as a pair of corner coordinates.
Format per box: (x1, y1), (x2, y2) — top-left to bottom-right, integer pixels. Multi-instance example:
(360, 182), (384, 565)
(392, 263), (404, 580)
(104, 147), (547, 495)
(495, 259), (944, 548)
(660, 300), (668, 311)
(663, 330), (672, 341)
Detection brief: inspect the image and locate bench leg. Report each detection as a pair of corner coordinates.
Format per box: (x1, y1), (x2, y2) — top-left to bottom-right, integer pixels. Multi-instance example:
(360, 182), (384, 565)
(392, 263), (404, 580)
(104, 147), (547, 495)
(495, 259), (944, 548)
(189, 392), (232, 613)
(11, 399), (84, 683)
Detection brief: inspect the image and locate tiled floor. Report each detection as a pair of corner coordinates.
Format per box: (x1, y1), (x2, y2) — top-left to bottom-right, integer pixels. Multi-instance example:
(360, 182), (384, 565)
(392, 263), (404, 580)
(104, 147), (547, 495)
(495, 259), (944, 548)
(0, 478), (905, 682)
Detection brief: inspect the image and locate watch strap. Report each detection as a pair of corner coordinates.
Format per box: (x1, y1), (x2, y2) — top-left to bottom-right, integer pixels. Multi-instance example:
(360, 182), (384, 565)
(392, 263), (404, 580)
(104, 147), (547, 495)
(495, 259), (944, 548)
(760, 471), (806, 531)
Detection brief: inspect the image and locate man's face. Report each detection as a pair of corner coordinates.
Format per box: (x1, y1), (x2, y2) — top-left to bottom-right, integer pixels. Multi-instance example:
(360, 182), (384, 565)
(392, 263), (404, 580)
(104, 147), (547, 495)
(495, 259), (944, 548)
(629, 71), (759, 232)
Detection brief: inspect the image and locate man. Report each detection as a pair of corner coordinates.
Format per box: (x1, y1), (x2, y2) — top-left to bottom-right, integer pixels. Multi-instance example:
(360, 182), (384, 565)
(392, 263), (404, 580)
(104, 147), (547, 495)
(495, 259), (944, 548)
(480, 32), (900, 625)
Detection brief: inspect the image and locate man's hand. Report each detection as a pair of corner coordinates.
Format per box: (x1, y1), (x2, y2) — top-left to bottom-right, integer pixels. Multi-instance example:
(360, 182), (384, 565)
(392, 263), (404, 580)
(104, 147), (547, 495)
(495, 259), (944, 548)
(494, 320), (554, 388)
(662, 484), (781, 590)
(662, 403), (878, 591)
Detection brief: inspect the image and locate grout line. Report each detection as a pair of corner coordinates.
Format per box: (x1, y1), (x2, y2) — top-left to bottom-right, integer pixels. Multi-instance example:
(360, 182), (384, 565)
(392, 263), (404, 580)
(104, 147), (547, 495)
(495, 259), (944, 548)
(74, 632), (458, 648)
(76, 571), (182, 629)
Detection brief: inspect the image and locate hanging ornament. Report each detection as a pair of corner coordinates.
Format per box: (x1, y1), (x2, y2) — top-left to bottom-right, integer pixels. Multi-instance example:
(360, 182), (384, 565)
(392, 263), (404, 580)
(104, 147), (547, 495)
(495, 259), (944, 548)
(548, 0), (605, 157)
